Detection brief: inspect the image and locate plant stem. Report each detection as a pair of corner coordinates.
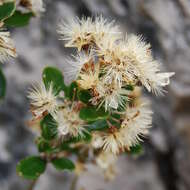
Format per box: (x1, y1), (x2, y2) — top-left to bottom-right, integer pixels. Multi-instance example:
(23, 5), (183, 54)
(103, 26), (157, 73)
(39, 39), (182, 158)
(28, 179), (38, 190)
(70, 175), (78, 190)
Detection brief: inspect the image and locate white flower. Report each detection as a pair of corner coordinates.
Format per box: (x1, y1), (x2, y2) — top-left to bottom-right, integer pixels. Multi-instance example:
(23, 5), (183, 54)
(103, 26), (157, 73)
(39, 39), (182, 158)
(122, 35), (175, 95)
(0, 31), (17, 63)
(57, 16), (121, 51)
(53, 103), (86, 137)
(102, 131), (124, 154)
(64, 51), (94, 83)
(98, 98), (152, 154)
(92, 80), (130, 111)
(120, 98), (153, 148)
(96, 152), (116, 170)
(93, 15), (121, 46)
(57, 17), (94, 50)
(77, 62), (99, 89)
(28, 83), (58, 117)
(53, 110), (69, 136)
(91, 133), (104, 149)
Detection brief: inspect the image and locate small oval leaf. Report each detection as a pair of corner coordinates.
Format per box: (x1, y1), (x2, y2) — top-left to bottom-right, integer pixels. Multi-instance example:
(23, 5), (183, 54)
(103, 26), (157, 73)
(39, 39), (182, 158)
(79, 106), (109, 122)
(42, 67), (64, 95)
(40, 114), (58, 141)
(16, 156), (46, 180)
(0, 2), (16, 21)
(87, 120), (108, 132)
(52, 157), (75, 171)
(4, 11), (33, 27)
(77, 89), (91, 103)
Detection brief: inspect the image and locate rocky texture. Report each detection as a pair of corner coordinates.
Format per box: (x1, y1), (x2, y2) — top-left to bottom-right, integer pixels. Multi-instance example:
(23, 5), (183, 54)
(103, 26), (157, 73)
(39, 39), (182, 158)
(0, 0), (190, 190)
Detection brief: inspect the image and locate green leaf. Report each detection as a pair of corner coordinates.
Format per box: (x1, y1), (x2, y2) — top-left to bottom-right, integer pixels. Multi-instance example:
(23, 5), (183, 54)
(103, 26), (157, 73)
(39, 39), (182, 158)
(79, 106), (109, 122)
(16, 156), (46, 180)
(37, 138), (51, 153)
(123, 84), (134, 91)
(40, 114), (58, 141)
(64, 82), (78, 100)
(77, 90), (91, 103)
(52, 157), (75, 171)
(4, 11), (33, 27)
(0, 68), (6, 99)
(87, 120), (108, 132)
(0, 2), (16, 21)
(130, 144), (143, 155)
(66, 131), (92, 144)
(42, 67), (64, 95)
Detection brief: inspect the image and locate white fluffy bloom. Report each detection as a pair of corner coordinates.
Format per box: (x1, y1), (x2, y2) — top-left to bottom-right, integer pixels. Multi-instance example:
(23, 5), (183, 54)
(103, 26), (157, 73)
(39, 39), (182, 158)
(57, 16), (121, 50)
(120, 99), (153, 148)
(93, 16), (121, 46)
(123, 35), (175, 95)
(102, 132), (124, 154)
(91, 133), (104, 149)
(77, 62), (99, 89)
(93, 80), (130, 111)
(64, 51), (94, 83)
(28, 83), (58, 117)
(0, 31), (17, 63)
(96, 152), (116, 170)
(58, 17), (94, 50)
(53, 104), (86, 137)
(99, 98), (152, 154)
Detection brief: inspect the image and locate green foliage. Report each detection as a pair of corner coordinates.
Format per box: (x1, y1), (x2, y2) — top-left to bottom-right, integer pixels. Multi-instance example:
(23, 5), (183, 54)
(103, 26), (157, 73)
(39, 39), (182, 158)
(40, 114), (58, 141)
(0, 2), (15, 21)
(4, 11), (33, 27)
(16, 156), (46, 180)
(52, 157), (75, 171)
(64, 81), (78, 100)
(123, 84), (134, 91)
(0, 68), (6, 99)
(79, 106), (109, 122)
(77, 89), (92, 103)
(87, 120), (108, 132)
(130, 144), (143, 155)
(38, 139), (51, 152)
(42, 67), (64, 95)
(37, 138), (59, 153)
(66, 131), (92, 144)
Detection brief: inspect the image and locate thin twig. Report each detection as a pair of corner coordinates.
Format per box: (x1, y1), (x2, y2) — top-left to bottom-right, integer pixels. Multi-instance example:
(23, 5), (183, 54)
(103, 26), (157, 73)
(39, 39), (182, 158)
(70, 175), (78, 190)
(28, 179), (38, 190)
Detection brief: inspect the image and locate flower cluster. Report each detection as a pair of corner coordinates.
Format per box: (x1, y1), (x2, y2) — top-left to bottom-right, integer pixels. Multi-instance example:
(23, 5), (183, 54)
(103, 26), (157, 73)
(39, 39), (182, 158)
(0, 31), (17, 63)
(0, 0), (44, 63)
(28, 16), (174, 180)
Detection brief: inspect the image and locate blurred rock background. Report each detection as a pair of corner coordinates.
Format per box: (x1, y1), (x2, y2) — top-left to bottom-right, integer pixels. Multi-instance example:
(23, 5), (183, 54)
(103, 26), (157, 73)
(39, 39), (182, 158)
(0, 0), (190, 190)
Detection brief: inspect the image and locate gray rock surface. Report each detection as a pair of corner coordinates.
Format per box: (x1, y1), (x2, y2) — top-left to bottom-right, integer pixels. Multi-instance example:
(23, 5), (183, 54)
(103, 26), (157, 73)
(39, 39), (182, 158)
(1, 0), (190, 190)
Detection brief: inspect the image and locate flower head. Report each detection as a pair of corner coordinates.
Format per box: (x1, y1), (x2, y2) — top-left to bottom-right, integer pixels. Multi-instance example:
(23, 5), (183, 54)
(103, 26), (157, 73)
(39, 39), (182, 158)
(28, 83), (58, 117)
(92, 79), (130, 111)
(0, 31), (17, 63)
(58, 17), (94, 51)
(58, 16), (121, 51)
(122, 35), (175, 95)
(96, 98), (152, 154)
(64, 51), (94, 83)
(54, 101), (86, 137)
(77, 62), (100, 89)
